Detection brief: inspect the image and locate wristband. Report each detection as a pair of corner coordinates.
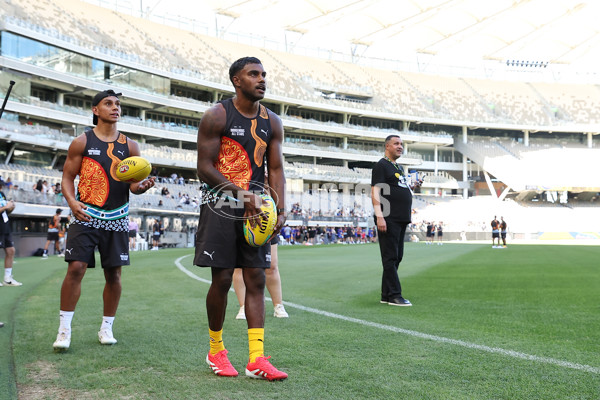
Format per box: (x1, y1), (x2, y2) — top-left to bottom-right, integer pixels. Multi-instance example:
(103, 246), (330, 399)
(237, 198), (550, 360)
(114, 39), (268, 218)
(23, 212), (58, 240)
(277, 208), (285, 215)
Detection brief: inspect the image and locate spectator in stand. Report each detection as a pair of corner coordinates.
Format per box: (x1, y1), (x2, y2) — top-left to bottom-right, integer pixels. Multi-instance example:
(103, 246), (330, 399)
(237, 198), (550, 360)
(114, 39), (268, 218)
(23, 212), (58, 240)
(4, 178), (12, 191)
(179, 193), (189, 206)
(44, 180), (51, 192)
(54, 182), (63, 205)
(33, 179), (44, 193)
(161, 186), (170, 197)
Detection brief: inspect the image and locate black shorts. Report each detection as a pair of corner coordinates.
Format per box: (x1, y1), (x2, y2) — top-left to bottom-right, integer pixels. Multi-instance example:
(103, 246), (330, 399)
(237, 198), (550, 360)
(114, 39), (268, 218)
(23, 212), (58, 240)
(47, 231), (59, 241)
(194, 203), (270, 269)
(64, 223), (130, 268)
(129, 230), (137, 238)
(271, 234), (279, 245)
(492, 231), (499, 238)
(501, 232), (507, 239)
(0, 233), (14, 249)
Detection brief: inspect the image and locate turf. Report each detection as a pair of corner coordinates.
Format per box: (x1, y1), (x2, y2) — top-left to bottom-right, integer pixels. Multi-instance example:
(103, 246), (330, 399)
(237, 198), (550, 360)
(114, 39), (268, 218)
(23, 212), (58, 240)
(2, 243), (599, 399)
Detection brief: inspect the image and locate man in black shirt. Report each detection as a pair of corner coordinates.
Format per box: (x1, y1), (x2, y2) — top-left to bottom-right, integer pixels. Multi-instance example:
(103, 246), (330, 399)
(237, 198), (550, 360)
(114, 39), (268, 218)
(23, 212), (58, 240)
(371, 135), (421, 306)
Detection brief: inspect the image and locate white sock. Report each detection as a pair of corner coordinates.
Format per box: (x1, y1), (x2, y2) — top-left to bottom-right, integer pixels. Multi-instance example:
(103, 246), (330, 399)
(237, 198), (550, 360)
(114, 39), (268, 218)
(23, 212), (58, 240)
(101, 316), (115, 331)
(59, 311), (74, 333)
(4, 268), (12, 279)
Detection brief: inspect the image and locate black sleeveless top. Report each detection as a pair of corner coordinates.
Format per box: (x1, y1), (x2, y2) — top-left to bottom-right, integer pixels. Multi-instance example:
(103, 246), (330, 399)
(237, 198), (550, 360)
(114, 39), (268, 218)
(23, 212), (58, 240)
(215, 98), (273, 192)
(72, 128), (131, 231)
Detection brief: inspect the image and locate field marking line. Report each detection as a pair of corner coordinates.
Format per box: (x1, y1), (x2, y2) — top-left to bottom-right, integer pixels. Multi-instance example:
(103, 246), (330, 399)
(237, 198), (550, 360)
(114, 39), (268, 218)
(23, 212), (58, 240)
(175, 255), (599, 375)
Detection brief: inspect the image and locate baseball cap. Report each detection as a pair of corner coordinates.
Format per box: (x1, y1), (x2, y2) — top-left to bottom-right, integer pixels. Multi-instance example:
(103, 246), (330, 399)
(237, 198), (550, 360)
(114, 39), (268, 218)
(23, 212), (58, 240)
(92, 90), (122, 125)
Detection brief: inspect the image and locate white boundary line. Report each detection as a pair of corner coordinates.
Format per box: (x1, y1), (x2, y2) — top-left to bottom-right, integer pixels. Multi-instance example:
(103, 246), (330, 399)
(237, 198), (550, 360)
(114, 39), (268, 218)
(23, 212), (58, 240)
(175, 255), (599, 375)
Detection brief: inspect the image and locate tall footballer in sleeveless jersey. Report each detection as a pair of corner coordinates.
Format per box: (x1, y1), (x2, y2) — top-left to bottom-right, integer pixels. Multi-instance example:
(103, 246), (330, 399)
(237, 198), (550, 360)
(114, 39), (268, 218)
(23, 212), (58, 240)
(73, 128), (130, 231)
(215, 98), (272, 191)
(194, 98), (274, 269)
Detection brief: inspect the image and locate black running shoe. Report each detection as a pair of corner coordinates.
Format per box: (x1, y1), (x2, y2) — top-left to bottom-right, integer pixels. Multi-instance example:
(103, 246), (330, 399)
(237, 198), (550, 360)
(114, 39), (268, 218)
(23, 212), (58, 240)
(388, 297), (412, 307)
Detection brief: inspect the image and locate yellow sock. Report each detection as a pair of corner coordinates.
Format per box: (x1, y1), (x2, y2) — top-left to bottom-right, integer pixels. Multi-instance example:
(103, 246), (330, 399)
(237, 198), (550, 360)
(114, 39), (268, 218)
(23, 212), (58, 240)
(248, 328), (264, 363)
(209, 329), (225, 355)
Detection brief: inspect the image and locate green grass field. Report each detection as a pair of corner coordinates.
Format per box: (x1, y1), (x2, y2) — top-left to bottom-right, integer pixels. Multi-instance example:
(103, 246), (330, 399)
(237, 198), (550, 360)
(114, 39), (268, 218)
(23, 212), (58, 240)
(1, 243), (599, 399)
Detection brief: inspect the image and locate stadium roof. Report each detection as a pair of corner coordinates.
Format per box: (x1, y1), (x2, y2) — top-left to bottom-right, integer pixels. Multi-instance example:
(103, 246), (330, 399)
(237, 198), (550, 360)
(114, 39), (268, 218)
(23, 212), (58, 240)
(102, 0), (600, 70)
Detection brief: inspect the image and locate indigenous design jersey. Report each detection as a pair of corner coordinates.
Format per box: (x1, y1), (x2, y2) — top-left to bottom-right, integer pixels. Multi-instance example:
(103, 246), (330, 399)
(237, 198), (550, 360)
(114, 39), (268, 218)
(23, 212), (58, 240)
(202, 98), (273, 202)
(72, 128), (130, 231)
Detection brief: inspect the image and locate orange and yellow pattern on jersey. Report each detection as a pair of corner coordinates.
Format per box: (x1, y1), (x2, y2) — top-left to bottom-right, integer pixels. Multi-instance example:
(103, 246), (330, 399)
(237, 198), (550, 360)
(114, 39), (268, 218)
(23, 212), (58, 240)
(215, 137), (252, 190)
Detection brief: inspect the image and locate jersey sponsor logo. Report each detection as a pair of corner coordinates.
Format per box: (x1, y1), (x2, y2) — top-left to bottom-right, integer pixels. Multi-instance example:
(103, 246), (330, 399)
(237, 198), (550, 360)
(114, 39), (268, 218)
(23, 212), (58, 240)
(260, 128), (268, 136)
(88, 148), (101, 156)
(230, 128), (245, 136)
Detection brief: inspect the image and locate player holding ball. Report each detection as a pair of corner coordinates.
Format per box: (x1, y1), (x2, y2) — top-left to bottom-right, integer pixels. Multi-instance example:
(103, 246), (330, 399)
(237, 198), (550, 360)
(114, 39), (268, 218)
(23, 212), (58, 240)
(195, 57), (287, 380)
(53, 89), (155, 351)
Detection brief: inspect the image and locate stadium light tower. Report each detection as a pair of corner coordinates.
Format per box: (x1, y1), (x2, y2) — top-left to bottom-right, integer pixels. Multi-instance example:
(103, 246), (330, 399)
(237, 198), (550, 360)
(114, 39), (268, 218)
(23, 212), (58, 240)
(215, 9), (240, 38)
(351, 40), (371, 63)
(284, 27), (307, 52)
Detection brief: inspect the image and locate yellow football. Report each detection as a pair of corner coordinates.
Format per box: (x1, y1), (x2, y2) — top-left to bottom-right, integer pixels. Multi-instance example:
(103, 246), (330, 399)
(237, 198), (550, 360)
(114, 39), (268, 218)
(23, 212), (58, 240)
(243, 194), (277, 247)
(115, 156), (152, 183)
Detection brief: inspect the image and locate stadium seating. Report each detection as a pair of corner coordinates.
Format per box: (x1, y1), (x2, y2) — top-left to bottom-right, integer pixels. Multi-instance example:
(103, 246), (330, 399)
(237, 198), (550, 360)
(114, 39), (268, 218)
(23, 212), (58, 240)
(4, 0), (600, 126)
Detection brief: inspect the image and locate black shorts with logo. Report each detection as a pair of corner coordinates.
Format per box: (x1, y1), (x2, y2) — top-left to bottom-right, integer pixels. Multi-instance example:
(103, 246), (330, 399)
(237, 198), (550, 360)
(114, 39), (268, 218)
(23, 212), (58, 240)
(0, 233), (14, 248)
(194, 203), (270, 269)
(64, 222), (129, 268)
(47, 231), (59, 241)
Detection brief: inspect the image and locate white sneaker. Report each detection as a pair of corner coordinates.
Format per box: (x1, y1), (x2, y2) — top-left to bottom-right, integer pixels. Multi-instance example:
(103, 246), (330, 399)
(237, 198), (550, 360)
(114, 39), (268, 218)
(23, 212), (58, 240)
(57, 253), (65, 257)
(42, 253), (48, 258)
(98, 329), (117, 345)
(3, 276), (22, 286)
(53, 330), (71, 351)
(273, 304), (289, 318)
(0, 281), (3, 287)
(235, 306), (246, 320)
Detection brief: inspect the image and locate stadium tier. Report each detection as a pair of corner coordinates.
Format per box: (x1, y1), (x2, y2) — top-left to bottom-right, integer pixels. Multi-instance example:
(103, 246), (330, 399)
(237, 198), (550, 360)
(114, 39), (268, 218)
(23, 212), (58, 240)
(0, 0), (599, 254)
